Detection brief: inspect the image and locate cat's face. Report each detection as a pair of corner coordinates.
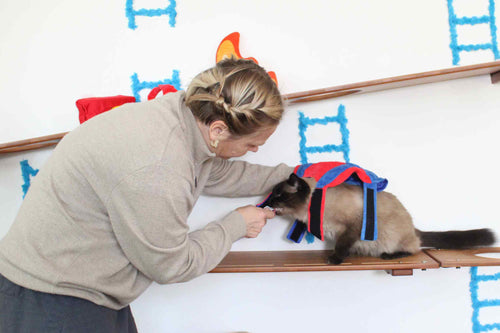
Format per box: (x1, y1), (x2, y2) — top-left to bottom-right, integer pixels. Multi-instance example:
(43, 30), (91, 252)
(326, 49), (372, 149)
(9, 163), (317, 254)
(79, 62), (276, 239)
(264, 173), (312, 217)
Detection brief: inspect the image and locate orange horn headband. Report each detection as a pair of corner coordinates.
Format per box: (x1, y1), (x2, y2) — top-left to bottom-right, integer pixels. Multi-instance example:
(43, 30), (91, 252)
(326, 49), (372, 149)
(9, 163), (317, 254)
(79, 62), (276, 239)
(216, 32), (278, 86)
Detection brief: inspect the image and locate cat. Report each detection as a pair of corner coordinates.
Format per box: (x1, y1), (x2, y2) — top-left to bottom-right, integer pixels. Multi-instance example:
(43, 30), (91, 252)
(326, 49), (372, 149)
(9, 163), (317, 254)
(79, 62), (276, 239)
(264, 173), (496, 265)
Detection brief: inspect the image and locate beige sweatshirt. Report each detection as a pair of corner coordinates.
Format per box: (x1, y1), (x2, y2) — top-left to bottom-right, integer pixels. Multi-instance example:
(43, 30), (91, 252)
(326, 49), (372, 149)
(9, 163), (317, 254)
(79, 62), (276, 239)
(0, 91), (293, 310)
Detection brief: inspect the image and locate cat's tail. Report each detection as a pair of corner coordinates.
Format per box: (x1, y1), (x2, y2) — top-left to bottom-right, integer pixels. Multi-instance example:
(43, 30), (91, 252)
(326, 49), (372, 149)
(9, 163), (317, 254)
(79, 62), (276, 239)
(416, 228), (496, 249)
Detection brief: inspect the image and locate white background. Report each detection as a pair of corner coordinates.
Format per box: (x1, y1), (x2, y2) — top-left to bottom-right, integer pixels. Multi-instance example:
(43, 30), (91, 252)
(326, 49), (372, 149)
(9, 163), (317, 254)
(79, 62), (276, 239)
(1, 0), (500, 332)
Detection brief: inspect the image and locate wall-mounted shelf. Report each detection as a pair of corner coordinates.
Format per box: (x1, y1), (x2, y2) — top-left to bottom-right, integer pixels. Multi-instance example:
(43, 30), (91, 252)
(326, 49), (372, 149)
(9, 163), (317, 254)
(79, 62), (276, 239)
(1, 60), (500, 155)
(285, 60), (500, 104)
(210, 247), (500, 276)
(425, 248), (500, 268)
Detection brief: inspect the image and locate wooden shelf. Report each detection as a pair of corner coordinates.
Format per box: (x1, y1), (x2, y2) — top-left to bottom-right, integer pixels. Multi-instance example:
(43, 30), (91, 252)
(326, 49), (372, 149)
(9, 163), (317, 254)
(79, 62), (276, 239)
(210, 247), (500, 276)
(0, 132), (68, 155)
(210, 250), (440, 276)
(284, 60), (500, 104)
(425, 247), (500, 268)
(2, 61), (500, 155)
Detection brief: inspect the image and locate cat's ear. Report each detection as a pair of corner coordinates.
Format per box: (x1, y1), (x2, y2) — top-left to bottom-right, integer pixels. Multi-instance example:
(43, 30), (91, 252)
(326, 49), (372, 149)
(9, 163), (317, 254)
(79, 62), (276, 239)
(285, 173), (300, 193)
(287, 173), (300, 185)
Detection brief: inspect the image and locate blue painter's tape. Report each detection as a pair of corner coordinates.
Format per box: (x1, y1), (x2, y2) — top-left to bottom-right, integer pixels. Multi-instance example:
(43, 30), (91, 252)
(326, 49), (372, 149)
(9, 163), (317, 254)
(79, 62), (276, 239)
(20, 160), (39, 199)
(126, 0), (177, 30)
(298, 104), (350, 165)
(447, 0), (500, 65)
(131, 70), (181, 102)
(469, 266), (500, 332)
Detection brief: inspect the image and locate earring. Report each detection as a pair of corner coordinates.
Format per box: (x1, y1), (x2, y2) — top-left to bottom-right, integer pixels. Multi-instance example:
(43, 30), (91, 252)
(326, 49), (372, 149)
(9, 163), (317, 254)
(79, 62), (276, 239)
(210, 140), (219, 148)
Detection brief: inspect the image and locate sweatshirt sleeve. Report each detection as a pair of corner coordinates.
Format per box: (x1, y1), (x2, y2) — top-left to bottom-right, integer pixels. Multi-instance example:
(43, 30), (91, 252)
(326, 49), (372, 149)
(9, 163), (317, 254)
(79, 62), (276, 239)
(105, 164), (247, 285)
(203, 159), (295, 197)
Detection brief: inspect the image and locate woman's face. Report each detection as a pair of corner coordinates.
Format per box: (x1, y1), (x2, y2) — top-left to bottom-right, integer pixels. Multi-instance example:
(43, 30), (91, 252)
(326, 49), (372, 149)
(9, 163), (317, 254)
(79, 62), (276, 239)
(216, 125), (277, 159)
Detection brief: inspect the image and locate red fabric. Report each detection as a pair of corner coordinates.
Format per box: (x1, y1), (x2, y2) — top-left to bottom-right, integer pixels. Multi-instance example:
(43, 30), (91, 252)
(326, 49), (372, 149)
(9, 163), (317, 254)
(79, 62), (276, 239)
(294, 162), (373, 241)
(76, 95), (136, 124)
(147, 84), (178, 100)
(294, 162), (372, 187)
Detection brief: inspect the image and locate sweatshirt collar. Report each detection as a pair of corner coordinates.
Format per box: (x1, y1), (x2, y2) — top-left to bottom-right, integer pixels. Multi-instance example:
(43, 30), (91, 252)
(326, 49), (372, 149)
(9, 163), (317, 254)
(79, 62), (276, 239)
(177, 91), (216, 165)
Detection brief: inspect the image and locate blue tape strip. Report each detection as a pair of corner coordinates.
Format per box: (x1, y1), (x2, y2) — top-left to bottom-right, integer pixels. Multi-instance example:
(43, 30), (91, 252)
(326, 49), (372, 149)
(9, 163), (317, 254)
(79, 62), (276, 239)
(447, 0), (500, 65)
(126, 0), (177, 30)
(20, 160), (39, 199)
(130, 70), (181, 102)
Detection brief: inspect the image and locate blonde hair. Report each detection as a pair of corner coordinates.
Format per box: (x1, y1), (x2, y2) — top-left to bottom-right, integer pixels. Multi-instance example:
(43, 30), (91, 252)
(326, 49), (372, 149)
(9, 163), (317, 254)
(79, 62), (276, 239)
(185, 57), (284, 136)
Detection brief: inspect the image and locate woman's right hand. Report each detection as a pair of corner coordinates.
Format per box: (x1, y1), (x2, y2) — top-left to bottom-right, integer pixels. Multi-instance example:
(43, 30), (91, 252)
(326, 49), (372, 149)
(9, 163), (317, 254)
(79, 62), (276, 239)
(236, 205), (275, 238)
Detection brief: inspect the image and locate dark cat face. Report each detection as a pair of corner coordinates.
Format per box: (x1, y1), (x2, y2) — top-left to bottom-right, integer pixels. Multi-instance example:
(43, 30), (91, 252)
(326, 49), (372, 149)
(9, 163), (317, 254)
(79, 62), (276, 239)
(264, 173), (311, 216)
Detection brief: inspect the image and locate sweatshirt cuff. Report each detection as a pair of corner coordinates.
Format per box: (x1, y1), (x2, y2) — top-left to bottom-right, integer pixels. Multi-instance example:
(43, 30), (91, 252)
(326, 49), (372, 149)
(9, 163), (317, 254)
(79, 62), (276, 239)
(219, 210), (247, 242)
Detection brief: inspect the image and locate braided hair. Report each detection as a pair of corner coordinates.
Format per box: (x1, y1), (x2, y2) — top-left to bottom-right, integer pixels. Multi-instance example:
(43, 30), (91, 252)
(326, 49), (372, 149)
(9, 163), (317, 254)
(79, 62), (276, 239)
(185, 57), (284, 137)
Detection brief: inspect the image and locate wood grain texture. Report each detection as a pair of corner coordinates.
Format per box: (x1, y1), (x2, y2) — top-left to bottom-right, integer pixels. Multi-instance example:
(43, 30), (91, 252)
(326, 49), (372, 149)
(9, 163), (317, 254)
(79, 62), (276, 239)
(0, 132), (67, 154)
(210, 250), (439, 273)
(284, 60), (500, 104)
(424, 247), (500, 268)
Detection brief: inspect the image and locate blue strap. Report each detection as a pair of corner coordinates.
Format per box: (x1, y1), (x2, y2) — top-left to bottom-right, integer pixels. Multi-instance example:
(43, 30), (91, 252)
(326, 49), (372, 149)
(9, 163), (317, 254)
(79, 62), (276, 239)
(287, 220), (307, 243)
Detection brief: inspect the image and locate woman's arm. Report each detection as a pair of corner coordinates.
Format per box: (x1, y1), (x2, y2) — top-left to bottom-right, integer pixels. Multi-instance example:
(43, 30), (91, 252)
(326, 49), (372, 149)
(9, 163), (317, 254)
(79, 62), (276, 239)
(105, 164), (247, 284)
(203, 158), (294, 197)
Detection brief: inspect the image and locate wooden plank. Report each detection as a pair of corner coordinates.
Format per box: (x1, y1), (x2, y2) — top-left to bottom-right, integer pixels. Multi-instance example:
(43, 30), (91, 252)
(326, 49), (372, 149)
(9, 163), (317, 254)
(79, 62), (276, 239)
(210, 250), (439, 273)
(284, 60), (500, 104)
(424, 247), (500, 268)
(0, 132), (67, 155)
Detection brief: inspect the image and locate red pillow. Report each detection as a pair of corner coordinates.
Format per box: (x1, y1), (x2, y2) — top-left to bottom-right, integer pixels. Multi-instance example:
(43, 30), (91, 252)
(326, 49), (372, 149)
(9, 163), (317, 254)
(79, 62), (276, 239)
(76, 95), (136, 124)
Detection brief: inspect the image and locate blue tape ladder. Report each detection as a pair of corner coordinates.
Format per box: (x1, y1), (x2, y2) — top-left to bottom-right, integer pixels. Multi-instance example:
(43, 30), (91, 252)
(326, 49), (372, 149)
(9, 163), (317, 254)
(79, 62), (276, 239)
(297, 104), (350, 243)
(20, 160), (39, 199)
(125, 0), (177, 30)
(447, 0), (500, 65)
(298, 104), (350, 165)
(130, 70), (181, 102)
(469, 267), (500, 332)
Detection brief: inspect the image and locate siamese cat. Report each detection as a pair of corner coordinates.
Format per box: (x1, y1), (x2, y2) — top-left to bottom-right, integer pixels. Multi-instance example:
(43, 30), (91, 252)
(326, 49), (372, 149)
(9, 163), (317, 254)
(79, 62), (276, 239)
(265, 173), (496, 265)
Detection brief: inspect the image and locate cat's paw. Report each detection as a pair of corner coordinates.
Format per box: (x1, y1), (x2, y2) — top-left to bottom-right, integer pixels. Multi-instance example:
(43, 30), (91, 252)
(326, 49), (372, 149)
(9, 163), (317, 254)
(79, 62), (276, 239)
(327, 254), (344, 265)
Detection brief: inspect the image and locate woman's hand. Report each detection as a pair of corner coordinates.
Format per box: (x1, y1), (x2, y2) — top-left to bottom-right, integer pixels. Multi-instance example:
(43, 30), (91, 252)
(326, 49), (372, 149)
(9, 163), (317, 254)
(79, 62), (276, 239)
(236, 205), (275, 238)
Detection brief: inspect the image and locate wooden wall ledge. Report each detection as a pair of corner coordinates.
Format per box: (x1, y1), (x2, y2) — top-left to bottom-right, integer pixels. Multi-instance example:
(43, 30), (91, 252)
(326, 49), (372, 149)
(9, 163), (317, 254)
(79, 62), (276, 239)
(210, 247), (500, 276)
(2, 61), (500, 155)
(425, 247), (500, 268)
(285, 60), (500, 104)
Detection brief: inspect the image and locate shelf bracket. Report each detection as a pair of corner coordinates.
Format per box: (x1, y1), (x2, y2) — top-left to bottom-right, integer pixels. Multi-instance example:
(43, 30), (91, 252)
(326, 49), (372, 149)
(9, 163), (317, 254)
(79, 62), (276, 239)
(491, 70), (500, 84)
(386, 269), (414, 276)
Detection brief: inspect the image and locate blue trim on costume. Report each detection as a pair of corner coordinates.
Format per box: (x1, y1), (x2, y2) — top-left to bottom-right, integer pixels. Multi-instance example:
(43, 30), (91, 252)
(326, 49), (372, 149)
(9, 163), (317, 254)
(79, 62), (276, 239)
(470, 266), (500, 332)
(298, 104), (350, 165)
(20, 160), (39, 199)
(447, 0), (499, 65)
(130, 70), (181, 102)
(126, 0), (177, 30)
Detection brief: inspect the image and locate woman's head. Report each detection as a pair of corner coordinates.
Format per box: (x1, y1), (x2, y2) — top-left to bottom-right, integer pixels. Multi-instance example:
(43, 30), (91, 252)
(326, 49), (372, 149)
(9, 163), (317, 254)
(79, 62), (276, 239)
(185, 57), (284, 138)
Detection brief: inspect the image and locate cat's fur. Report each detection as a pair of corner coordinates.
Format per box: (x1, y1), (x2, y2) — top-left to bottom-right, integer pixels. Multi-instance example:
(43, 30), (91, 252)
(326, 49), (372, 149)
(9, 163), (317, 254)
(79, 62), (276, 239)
(265, 173), (496, 264)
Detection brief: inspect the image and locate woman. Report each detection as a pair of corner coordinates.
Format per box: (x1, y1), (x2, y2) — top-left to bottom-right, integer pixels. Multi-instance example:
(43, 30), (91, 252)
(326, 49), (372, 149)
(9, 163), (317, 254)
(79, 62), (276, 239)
(0, 58), (293, 332)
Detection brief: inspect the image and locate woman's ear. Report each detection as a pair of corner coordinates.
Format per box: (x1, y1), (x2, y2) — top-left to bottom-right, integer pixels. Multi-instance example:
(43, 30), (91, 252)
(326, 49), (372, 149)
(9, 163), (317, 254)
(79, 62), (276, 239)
(208, 120), (229, 141)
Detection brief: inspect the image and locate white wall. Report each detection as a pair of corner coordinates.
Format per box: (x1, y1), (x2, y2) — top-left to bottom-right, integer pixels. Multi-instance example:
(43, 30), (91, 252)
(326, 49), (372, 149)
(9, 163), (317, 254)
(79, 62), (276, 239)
(1, 0), (500, 332)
